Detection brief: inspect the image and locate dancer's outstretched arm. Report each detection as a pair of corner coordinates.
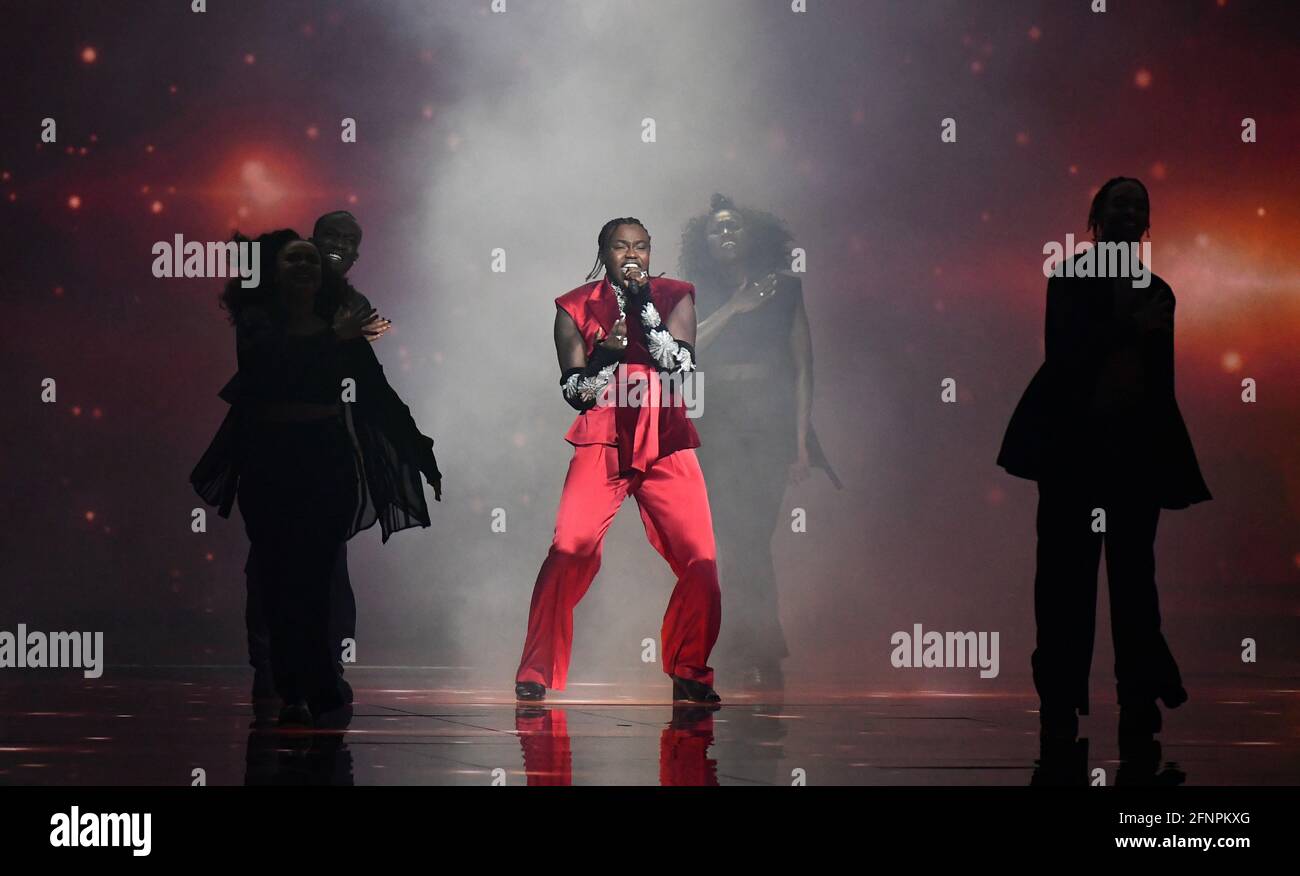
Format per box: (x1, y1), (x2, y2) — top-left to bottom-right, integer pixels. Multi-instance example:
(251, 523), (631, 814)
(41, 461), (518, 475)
(334, 306), (442, 501)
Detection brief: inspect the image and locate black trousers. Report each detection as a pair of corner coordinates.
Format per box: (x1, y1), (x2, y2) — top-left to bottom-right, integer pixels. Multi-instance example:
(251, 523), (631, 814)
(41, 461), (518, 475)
(237, 419), (358, 706)
(246, 542), (356, 672)
(1031, 474), (1182, 715)
(697, 431), (791, 668)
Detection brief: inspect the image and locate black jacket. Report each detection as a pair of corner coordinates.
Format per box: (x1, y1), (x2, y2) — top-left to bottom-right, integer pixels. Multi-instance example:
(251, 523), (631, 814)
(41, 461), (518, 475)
(191, 292), (440, 544)
(997, 256), (1210, 510)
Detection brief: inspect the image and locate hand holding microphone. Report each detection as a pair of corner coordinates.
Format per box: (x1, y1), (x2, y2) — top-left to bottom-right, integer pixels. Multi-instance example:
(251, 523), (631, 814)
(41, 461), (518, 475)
(620, 261), (652, 321)
(621, 261), (649, 289)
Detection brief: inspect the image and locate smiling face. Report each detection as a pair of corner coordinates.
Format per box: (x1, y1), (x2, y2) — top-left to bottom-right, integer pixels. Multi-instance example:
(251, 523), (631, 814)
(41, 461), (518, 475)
(311, 214), (362, 275)
(604, 222), (651, 286)
(705, 209), (746, 265)
(1097, 181), (1150, 243)
(276, 239), (322, 298)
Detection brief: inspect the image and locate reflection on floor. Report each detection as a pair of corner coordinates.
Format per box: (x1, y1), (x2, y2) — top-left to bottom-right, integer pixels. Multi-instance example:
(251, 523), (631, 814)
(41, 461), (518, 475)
(1, 668), (1295, 786)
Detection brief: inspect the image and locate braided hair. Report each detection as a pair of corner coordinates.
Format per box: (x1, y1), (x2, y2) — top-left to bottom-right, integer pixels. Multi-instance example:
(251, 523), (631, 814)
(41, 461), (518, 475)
(585, 216), (651, 281)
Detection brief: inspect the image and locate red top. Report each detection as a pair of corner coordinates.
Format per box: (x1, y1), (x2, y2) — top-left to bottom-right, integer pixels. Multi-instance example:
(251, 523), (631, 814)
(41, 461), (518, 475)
(556, 276), (701, 474)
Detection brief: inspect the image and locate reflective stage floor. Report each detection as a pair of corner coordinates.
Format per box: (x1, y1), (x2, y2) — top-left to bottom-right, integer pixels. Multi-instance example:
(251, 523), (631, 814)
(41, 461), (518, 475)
(2, 668), (1296, 786)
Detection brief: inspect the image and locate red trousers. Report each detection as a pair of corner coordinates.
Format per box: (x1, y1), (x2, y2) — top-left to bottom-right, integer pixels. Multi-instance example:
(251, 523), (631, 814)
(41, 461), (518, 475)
(516, 444), (721, 690)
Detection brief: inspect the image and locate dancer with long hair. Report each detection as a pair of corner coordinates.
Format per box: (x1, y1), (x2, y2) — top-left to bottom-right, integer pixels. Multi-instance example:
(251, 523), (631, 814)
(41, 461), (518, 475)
(679, 193), (840, 688)
(192, 229), (442, 725)
(222, 211), (382, 703)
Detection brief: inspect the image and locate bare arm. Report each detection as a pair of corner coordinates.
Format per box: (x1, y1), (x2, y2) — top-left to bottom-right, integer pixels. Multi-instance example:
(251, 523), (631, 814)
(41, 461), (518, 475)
(695, 273), (780, 350)
(664, 293), (697, 347)
(696, 298), (737, 349)
(555, 307), (588, 372)
(556, 307), (626, 411)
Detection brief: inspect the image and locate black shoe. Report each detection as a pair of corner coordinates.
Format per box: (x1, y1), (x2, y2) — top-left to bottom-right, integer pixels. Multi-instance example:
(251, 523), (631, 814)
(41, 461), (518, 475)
(278, 700), (313, 727)
(515, 682), (546, 701)
(671, 675), (721, 703)
(1038, 706), (1078, 742)
(1119, 701), (1162, 738)
(308, 686), (347, 719)
(1158, 684), (1187, 710)
(671, 703), (720, 723)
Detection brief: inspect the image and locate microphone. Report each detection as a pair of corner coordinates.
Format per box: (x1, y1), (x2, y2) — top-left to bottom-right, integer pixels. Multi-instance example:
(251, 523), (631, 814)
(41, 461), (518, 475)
(620, 264), (650, 310)
(620, 262), (648, 288)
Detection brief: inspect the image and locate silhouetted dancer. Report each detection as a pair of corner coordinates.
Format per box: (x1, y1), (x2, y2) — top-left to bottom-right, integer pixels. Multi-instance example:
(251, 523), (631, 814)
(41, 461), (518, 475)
(513, 217), (722, 705)
(680, 193), (841, 689)
(220, 211), (382, 703)
(192, 229), (441, 726)
(998, 177), (1210, 746)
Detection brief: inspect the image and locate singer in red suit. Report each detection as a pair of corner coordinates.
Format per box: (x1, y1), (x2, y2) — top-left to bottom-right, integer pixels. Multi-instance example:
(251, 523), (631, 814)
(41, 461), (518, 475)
(514, 217), (722, 704)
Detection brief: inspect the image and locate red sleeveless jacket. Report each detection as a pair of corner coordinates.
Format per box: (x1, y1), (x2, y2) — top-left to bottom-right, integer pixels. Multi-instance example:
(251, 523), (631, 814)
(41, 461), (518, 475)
(556, 276), (701, 474)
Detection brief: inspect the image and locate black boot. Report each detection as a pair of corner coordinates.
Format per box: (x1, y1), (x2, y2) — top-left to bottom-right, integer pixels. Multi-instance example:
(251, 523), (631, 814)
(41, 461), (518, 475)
(278, 700), (313, 727)
(671, 675), (721, 703)
(1158, 684), (1187, 710)
(515, 681), (546, 702)
(308, 684), (347, 719)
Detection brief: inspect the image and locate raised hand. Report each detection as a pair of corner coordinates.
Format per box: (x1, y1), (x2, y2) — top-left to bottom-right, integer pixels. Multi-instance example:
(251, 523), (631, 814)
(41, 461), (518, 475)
(363, 311), (392, 343)
(333, 304), (379, 341)
(596, 314), (629, 353)
(729, 272), (780, 315)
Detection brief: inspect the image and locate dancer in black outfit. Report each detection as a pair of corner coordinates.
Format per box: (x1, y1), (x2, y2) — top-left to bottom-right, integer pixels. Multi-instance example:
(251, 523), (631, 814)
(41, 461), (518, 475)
(679, 194), (841, 689)
(222, 212), (381, 701)
(192, 230), (441, 726)
(998, 178), (1210, 747)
